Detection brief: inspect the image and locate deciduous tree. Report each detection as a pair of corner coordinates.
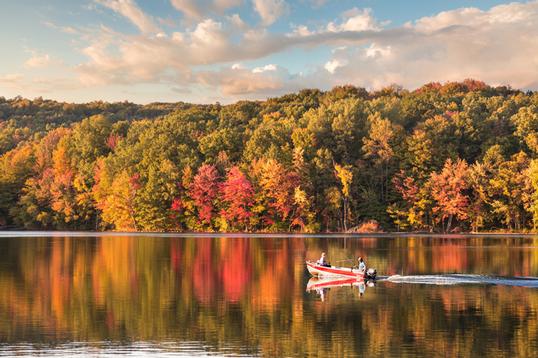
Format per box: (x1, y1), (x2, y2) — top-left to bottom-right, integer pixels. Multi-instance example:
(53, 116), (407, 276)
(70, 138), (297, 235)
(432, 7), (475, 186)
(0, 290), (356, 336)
(220, 166), (254, 230)
(430, 158), (470, 232)
(190, 164), (220, 227)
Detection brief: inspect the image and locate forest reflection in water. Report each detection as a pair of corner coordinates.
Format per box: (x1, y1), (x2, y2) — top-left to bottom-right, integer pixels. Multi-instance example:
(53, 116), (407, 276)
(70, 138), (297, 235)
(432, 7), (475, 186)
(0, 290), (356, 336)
(0, 234), (537, 357)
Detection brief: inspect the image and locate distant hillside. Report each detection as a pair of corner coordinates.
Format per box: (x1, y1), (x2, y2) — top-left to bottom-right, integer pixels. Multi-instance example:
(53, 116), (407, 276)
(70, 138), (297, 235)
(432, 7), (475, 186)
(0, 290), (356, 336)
(0, 97), (199, 155)
(1, 80), (537, 233)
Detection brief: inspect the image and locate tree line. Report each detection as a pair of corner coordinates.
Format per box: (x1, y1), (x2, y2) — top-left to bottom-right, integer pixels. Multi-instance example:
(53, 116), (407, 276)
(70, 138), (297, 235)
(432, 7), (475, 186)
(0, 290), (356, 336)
(2, 79), (538, 232)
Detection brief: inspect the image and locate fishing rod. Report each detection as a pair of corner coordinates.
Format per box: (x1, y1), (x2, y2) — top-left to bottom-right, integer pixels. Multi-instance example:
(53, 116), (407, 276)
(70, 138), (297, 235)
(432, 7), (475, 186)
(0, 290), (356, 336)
(333, 258), (357, 263)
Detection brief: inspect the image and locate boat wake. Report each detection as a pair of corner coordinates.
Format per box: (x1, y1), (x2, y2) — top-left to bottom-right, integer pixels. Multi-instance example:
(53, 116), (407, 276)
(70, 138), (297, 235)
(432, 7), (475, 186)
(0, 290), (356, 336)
(381, 274), (538, 287)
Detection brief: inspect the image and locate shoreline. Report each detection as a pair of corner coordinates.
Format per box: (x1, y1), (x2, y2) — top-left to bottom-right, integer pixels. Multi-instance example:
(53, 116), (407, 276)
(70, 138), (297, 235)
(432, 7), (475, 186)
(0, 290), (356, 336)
(1, 230), (538, 238)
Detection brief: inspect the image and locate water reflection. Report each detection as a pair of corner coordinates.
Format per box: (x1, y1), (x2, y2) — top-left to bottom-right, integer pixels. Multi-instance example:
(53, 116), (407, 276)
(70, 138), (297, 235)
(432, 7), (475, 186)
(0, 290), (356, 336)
(306, 277), (376, 301)
(0, 235), (537, 357)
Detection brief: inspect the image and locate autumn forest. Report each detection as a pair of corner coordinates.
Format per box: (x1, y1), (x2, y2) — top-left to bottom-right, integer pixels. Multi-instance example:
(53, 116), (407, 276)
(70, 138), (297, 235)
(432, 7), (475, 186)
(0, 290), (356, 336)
(2, 80), (538, 233)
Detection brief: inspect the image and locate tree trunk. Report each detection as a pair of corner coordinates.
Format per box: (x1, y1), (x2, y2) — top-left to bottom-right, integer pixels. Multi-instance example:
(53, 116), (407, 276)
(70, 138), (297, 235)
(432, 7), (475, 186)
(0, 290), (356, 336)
(446, 214), (453, 233)
(343, 198), (348, 232)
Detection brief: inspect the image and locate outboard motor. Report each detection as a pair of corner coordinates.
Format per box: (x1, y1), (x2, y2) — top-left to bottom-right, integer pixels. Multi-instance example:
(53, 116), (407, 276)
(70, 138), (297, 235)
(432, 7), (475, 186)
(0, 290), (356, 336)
(366, 268), (377, 280)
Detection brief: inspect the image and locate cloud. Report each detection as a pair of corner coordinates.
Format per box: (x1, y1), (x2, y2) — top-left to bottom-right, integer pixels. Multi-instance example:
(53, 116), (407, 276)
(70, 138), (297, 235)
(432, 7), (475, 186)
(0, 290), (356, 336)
(327, 8), (381, 32)
(286, 7), (382, 37)
(95, 0), (160, 33)
(288, 25), (312, 37)
(171, 0), (242, 19)
(0, 73), (80, 95)
(197, 63), (293, 96)
(227, 13), (247, 29)
(320, 1), (538, 90)
(410, 2), (533, 33)
(24, 53), (52, 68)
(43, 21), (79, 34)
(68, 3), (391, 91)
(0, 74), (24, 86)
(253, 0), (289, 25)
(38, 0), (537, 102)
(364, 43), (391, 58)
(192, 19), (226, 44)
(252, 64), (277, 73)
(75, 11), (388, 87)
(324, 59), (346, 74)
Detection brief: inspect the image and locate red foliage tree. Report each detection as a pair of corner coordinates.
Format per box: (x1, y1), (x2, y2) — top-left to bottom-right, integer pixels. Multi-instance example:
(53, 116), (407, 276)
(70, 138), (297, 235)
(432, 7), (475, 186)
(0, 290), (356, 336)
(105, 134), (120, 150)
(170, 198), (183, 212)
(220, 166), (254, 229)
(129, 172), (141, 190)
(190, 164), (219, 225)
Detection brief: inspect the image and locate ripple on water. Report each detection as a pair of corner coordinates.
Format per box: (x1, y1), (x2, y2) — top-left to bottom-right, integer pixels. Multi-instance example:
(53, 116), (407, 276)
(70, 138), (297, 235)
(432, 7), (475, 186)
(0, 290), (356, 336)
(383, 274), (538, 287)
(0, 341), (260, 357)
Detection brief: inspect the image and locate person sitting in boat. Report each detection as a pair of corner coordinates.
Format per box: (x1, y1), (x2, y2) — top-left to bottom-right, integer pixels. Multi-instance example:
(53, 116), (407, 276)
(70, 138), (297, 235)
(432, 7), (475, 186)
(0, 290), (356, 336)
(317, 252), (330, 267)
(356, 257), (366, 273)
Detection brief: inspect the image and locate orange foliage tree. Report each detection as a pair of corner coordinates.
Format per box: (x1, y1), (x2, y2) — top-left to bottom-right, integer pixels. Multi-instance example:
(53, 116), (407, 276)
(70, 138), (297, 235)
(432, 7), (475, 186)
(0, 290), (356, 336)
(430, 158), (470, 232)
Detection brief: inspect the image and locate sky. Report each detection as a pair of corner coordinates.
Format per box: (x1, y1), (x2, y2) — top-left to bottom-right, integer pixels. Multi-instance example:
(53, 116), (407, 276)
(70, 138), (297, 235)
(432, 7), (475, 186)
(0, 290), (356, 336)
(0, 0), (537, 104)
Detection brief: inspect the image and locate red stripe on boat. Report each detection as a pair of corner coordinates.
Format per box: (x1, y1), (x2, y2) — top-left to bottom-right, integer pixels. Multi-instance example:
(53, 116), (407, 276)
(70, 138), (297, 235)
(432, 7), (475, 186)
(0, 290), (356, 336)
(307, 262), (364, 278)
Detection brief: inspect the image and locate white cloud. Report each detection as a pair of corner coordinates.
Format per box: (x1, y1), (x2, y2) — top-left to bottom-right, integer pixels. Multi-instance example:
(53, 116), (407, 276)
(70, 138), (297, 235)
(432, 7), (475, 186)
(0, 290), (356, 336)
(192, 19), (225, 44)
(24, 53), (52, 68)
(0, 73), (23, 85)
(364, 43), (391, 58)
(41, 0), (537, 102)
(198, 64), (291, 96)
(253, 0), (289, 25)
(327, 8), (380, 32)
(228, 13), (246, 29)
(286, 7), (382, 38)
(324, 59), (346, 74)
(43, 21), (79, 34)
(0, 73), (81, 96)
(252, 64), (277, 73)
(320, 1), (538, 91)
(288, 25), (312, 37)
(95, 0), (160, 33)
(170, 0), (202, 18)
(75, 2), (387, 89)
(171, 0), (242, 19)
(411, 2), (534, 33)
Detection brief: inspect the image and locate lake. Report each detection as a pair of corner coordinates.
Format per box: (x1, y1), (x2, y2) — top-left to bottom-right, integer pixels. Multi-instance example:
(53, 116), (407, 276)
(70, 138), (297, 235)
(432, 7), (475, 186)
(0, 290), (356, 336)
(0, 233), (537, 357)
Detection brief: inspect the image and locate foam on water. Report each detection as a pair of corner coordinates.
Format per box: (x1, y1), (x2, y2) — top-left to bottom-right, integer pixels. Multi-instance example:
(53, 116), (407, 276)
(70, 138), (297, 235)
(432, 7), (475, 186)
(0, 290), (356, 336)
(382, 274), (538, 287)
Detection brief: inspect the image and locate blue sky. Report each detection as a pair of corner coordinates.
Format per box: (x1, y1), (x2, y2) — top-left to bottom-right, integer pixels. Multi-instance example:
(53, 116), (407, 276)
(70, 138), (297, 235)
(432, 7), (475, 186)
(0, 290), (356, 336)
(0, 0), (536, 103)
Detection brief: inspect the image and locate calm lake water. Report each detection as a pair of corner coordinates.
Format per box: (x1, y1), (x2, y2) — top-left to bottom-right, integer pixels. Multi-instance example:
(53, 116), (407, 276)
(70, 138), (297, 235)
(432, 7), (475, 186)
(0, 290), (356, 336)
(0, 233), (537, 357)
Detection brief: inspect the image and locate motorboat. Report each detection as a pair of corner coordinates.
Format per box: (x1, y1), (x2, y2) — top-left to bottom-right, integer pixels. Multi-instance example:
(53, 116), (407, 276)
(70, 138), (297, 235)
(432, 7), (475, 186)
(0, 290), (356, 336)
(306, 260), (377, 280)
